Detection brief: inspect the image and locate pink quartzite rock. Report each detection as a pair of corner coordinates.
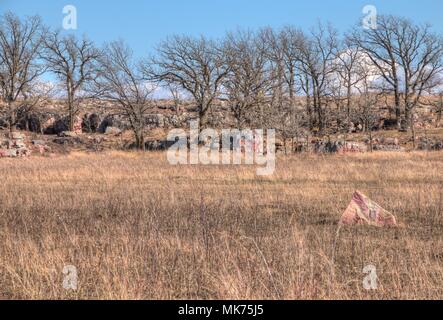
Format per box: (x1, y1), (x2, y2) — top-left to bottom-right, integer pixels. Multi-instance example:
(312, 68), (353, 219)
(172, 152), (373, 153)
(340, 191), (397, 227)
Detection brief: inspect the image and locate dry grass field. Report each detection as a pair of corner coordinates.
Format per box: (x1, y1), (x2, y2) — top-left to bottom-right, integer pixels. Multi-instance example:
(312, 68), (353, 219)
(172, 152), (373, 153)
(0, 151), (442, 300)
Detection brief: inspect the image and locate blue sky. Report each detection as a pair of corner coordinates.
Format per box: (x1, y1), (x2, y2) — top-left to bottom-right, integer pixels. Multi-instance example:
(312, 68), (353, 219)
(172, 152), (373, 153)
(1, 0), (443, 58)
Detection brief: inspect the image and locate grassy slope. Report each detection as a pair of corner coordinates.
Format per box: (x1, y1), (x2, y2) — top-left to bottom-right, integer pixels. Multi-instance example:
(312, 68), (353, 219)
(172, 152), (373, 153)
(0, 151), (442, 299)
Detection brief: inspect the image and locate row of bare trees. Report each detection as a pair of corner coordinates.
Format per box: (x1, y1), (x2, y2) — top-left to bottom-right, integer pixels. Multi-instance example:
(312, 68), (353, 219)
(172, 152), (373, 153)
(1, 11), (443, 149)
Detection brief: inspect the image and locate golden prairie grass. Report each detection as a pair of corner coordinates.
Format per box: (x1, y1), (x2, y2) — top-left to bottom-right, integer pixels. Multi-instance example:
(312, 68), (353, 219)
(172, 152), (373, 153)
(0, 151), (442, 299)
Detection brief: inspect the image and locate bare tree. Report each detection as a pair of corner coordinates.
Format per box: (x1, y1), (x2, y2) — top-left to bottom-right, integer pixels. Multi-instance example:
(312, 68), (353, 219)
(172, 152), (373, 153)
(393, 18), (443, 130)
(349, 15), (402, 129)
(334, 39), (367, 124)
(349, 15), (443, 131)
(259, 27), (285, 111)
(297, 65), (314, 129)
(0, 12), (45, 132)
(279, 26), (305, 102)
(167, 83), (183, 115)
(92, 40), (154, 150)
(356, 66), (379, 152)
(297, 23), (339, 132)
(429, 92), (443, 127)
(223, 29), (272, 128)
(41, 31), (100, 132)
(258, 26), (307, 139)
(437, 94), (443, 127)
(278, 27), (306, 143)
(146, 35), (229, 128)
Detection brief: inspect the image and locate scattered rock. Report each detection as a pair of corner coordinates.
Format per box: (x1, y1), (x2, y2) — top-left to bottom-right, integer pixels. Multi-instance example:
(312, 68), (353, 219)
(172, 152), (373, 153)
(379, 119), (398, 130)
(32, 140), (46, 146)
(145, 114), (165, 128)
(11, 132), (25, 140)
(105, 126), (122, 135)
(53, 136), (82, 145)
(381, 137), (399, 146)
(365, 136), (404, 152)
(372, 145), (405, 152)
(165, 114), (184, 128)
(418, 137), (443, 151)
(98, 115), (131, 133)
(0, 118), (8, 129)
(339, 142), (368, 154)
(58, 131), (79, 138)
(145, 140), (176, 151)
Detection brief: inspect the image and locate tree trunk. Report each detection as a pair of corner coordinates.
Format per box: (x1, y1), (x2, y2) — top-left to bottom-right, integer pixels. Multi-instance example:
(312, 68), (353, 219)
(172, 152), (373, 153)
(403, 100), (412, 132)
(393, 86), (401, 129)
(289, 69), (295, 101)
(312, 88), (318, 130)
(409, 109), (416, 150)
(306, 80), (312, 130)
(67, 84), (76, 132)
(199, 99), (210, 130)
(316, 93), (323, 132)
(134, 128), (145, 150)
(346, 85), (352, 122)
(69, 108), (75, 132)
(8, 100), (16, 133)
(437, 94), (442, 127)
(199, 109), (208, 130)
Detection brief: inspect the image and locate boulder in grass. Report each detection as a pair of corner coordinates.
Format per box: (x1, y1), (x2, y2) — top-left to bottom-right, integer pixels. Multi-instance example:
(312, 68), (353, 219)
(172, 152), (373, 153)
(340, 191), (397, 227)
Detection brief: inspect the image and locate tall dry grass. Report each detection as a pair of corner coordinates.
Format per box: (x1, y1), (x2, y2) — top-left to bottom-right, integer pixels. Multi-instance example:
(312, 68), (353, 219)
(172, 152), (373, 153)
(0, 151), (442, 299)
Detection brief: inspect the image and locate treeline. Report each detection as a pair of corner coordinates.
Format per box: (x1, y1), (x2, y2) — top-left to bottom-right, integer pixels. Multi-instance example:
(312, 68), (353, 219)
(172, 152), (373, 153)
(1, 12), (443, 149)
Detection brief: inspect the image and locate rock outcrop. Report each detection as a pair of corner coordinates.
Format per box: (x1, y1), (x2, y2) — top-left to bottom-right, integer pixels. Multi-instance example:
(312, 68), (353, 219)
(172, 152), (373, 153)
(17, 112), (83, 135)
(0, 132), (31, 158)
(417, 137), (443, 151)
(314, 140), (367, 154)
